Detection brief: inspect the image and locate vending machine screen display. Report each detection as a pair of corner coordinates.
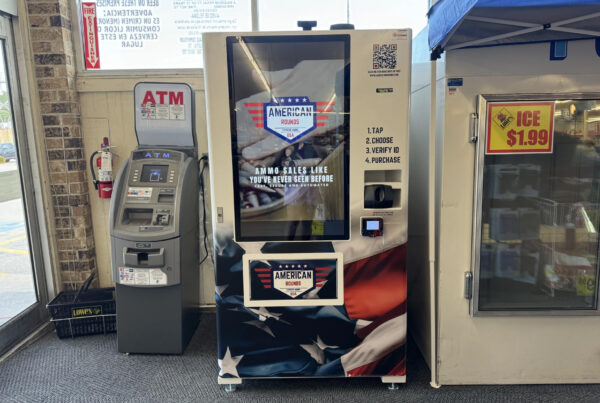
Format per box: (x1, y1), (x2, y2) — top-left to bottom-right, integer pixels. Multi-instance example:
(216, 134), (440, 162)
(140, 165), (168, 183)
(227, 35), (350, 241)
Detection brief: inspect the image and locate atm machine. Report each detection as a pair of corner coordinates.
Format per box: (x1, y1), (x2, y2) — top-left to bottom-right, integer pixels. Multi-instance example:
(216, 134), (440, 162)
(203, 29), (411, 388)
(110, 82), (199, 354)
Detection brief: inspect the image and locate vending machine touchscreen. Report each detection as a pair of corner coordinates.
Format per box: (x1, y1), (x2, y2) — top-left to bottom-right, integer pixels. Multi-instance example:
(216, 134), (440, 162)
(204, 29), (410, 388)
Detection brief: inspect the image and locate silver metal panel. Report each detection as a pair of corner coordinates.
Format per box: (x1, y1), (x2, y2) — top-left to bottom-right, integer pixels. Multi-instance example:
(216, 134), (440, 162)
(134, 82), (196, 148)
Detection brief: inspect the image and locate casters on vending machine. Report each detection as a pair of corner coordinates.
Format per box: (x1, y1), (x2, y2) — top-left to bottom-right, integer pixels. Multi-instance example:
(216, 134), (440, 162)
(381, 376), (405, 390)
(219, 377), (242, 392)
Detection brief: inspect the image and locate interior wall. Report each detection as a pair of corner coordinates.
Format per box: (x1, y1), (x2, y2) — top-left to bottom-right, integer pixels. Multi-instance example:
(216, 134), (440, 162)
(78, 75), (216, 306)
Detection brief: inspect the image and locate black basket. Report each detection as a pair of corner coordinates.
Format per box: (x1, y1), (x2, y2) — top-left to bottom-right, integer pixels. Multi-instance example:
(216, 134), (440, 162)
(46, 274), (116, 339)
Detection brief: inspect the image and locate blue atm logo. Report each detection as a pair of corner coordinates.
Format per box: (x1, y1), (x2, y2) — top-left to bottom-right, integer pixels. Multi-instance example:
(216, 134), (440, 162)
(144, 152), (170, 159)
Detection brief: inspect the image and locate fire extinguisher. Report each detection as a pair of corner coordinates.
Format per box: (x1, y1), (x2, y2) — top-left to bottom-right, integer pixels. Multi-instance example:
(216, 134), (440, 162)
(89, 137), (113, 199)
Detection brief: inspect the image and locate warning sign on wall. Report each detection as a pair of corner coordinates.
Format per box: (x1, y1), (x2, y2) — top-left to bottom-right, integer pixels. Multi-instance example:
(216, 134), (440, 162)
(81, 2), (100, 69)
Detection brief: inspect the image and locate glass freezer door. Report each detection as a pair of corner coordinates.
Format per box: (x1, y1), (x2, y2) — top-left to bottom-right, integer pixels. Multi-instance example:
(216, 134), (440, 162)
(473, 97), (600, 314)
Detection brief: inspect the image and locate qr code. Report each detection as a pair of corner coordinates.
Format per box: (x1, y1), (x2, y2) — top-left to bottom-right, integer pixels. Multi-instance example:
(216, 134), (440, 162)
(373, 44), (397, 70)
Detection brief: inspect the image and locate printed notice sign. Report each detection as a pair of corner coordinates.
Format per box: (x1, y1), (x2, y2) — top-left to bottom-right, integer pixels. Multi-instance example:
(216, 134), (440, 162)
(140, 88), (186, 120)
(119, 267), (166, 286)
(127, 187), (152, 199)
(486, 102), (555, 154)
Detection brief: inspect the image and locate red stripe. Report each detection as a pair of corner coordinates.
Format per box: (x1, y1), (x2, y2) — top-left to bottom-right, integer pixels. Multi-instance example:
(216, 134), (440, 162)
(252, 116), (264, 121)
(255, 124), (264, 128)
(316, 102), (335, 106)
(264, 285), (272, 288)
(317, 108), (332, 113)
(254, 268), (271, 272)
(316, 268), (330, 271)
(317, 123), (325, 127)
(316, 273), (328, 277)
(248, 109), (263, 114)
(316, 284), (323, 288)
(260, 279), (271, 283)
(244, 102), (263, 107)
(316, 116), (329, 120)
(257, 274), (270, 278)
(344, 244), (407, 321)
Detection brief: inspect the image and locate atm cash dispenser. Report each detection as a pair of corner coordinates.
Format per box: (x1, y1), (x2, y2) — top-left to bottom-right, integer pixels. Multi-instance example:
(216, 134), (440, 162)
(110, 82), (199, 354)
(203, 30), (410, 388)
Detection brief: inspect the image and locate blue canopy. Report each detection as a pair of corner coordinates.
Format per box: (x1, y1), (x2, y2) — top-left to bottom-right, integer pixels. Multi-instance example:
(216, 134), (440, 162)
(428, 0), (600, 58)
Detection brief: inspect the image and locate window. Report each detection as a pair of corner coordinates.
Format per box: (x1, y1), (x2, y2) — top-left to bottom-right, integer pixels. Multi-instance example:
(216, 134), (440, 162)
(475, 97), (600, 313)
(258, 0), (427, 33)
(77, 0), (428, 71)
(77, 0), (252, 70)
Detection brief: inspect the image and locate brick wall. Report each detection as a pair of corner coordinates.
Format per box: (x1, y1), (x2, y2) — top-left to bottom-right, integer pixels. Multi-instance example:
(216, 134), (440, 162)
(26, 0), (96, 290)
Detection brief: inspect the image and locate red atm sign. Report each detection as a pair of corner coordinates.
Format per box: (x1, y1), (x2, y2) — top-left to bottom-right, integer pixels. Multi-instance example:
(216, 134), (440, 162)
(142, 91), (184, 105)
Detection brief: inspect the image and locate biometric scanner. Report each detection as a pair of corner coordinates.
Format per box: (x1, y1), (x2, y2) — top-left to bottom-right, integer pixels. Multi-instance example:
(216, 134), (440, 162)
(110, 82), (199, 354)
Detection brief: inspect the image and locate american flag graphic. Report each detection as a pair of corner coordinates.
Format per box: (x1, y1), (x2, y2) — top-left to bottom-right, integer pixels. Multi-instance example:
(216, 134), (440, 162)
(215, 238), (407, 379)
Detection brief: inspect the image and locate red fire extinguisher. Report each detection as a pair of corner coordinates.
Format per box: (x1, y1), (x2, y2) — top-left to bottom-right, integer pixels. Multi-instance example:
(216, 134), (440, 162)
(90, 137), (113, 199)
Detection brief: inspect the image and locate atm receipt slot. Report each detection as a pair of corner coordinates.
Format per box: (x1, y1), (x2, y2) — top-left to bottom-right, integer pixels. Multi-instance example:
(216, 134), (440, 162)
(361, 217), (383, 237)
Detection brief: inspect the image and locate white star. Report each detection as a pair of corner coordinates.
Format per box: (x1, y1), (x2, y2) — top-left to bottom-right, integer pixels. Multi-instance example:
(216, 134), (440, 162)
(300, 342), (325, 364)
(243, 320), (275, 337)
(218, 347), (243, 378)
(281, 98), (285, 103)
(248, 307), (283, 322)
(288, 98), (292, 102)
(316, 334), (339, 350)
(295, 98), (299, 102)
(302, 282), (325, 299)
(303, 97), (308, 102)
(216, 284), (229, 296)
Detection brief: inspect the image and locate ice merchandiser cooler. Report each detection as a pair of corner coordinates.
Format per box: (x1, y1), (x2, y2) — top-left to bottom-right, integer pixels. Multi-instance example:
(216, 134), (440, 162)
(110, 82), (199, 354)
(408, 0), (600, 386)
(202, 29), (411, 388)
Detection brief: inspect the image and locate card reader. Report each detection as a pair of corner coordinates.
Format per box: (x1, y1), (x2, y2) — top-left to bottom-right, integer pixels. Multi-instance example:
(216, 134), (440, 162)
(361, 217), (384, 237)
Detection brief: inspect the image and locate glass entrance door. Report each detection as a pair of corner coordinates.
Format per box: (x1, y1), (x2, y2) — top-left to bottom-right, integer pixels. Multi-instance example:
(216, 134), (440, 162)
(473, 95), (600, 314)
(0, 15), (49, 355)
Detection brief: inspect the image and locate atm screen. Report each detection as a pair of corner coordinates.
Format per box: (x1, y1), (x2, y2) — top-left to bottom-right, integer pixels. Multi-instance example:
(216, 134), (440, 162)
(140, 165), (168, 183)
(227, 35), (350, 241)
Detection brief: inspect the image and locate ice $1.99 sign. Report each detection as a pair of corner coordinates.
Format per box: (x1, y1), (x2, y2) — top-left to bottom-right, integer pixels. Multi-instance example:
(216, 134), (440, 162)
(486, 102), (555, 154)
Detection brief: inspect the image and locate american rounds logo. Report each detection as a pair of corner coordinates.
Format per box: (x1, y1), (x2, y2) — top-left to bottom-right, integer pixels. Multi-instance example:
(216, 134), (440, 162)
(245, 97), (333, 144)
(264, 96), (316, 143)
